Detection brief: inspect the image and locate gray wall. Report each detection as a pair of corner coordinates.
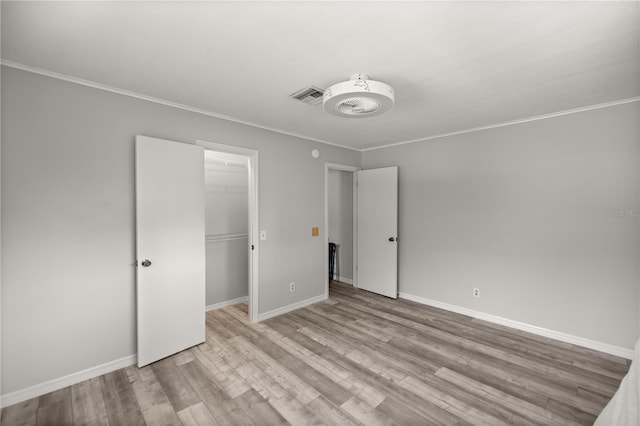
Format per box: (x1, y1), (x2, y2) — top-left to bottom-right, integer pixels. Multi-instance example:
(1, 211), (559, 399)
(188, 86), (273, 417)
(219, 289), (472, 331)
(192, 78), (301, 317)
(362, 102), (640, 350)
(205, 239), (248, 305)
(1, 66), (360, 395)
(204, 155), (248, 306)
(328, 170), (353, 282)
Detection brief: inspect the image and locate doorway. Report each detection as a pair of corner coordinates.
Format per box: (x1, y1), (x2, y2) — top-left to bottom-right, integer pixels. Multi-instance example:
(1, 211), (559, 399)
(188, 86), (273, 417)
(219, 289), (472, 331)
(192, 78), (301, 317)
(198, 140), (259, 323)
(324, 164), (400, 301)
(324, 163), (360, 298)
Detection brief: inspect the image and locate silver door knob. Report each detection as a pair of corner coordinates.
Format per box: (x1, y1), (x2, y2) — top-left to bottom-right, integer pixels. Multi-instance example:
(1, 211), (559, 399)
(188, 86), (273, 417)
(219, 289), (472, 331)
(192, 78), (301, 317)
(141, 259), (152, 267)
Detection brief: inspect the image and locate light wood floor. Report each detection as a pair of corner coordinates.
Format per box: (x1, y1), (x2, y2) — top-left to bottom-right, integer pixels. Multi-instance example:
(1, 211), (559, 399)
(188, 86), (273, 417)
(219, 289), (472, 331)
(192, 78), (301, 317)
(2, 282), (630, 425)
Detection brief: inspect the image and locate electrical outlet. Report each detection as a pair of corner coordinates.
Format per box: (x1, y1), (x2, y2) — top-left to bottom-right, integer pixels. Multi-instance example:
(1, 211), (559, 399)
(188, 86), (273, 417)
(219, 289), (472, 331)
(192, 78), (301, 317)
(473, 288), (480, 298)
(290, 282), (295, 292)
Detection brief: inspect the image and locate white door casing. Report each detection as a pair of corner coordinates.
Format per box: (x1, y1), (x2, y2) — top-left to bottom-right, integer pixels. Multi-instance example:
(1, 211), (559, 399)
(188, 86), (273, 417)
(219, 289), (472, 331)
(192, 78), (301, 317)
(356, 166), (398, 298)
(196, 140), (259, 324)
(324, 163), (360, 297)
(135, 135), (205, 367)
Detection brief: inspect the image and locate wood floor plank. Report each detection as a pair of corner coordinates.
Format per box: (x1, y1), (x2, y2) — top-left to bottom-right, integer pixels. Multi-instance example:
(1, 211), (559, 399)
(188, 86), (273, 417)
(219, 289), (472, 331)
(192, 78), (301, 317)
(255, 318), (353, 384)
(340, 396), (398, 426)
(1, 397), (39, 426)
(318, 288), (616, 424)
(151, 356), (201, 412)
(309, 305), (445, 382)
(232, 388), (287, 426)
(376, 396), (462, 426)
(546, 397), (598, 425)
(299, 309), (531, 425)
(231, 336), (321, 404)
(205, 314), (237, 341)
(172, 349), (196, 366)
(334, 291), (620, 398)
(435, 366), (580, 426)
(398, 375), (509, 425)
(270, 394), (324, 425)
(38, 386), (71, 407)
(212, 337), (290, 404)
(209, 309), (261, 341)
(100, 369), (130, 394)
(306, 394), (361, 426)
(471, 317), (630, 368)
(444, 360), (549, 407)
(191, 345), (252, 398)
(36, 399), (73, 426)
(70, 377), (109, 426)
(128, 366), (182, 426)
(101, 385), (146, 426)
(238, 328), (354, 405)
(336, 296), (610, 420)
(268, 315), (468, 425)
(124, 364), (156, 385)
(5, 282), (627, 426)
(294, 307), (444, 376)
(465, 354), (605, 416)
(577, 385), (615, 407)
(213, 309), (353, 404)
(307, 304), (394, 342)
(180, 358), (254, 426)
(100, 367), (145, 426)
(177, 402), (219, 426)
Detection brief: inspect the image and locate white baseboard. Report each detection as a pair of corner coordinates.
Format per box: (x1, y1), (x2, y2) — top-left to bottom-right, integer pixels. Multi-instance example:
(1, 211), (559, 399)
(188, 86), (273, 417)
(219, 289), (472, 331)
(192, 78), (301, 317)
(206, 296), (248, 312)
(399, 292), (634, 360)
(335, 276), (353, 285)
(258, 294), (327, 322)
(1, 354), (137, 408)
(0, 294), (322, 409)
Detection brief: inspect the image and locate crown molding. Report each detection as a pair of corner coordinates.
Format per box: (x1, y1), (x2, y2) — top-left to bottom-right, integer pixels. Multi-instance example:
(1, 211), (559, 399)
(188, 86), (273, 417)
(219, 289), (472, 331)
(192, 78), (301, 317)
(362, 97), (640, 152)
(3, 59), (637, 153)
(0, 59), (359, 152)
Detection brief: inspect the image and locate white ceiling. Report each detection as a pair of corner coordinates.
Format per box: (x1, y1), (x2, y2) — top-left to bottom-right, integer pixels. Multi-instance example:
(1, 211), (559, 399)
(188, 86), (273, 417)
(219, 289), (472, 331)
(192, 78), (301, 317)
(2, 1), (638, 150)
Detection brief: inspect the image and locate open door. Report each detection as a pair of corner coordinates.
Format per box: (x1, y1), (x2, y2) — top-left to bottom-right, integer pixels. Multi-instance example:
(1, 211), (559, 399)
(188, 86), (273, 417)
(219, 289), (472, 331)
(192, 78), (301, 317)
(356, 166), (398, 298)
(135, 135), (205, 367)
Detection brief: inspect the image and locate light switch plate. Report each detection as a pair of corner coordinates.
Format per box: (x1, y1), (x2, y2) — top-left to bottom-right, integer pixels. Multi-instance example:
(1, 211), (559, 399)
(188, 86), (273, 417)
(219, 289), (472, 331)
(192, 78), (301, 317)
(260, 230), (267, 240)
(312, 227), (319, 237)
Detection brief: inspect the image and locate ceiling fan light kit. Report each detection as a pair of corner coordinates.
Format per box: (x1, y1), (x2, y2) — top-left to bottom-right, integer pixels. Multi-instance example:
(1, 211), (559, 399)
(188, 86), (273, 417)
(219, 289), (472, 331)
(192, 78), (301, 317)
(323, 74), (394, 118)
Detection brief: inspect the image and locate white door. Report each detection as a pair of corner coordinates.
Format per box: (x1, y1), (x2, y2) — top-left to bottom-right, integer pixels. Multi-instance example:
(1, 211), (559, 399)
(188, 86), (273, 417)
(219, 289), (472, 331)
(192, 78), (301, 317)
(356, 167), (398, 298)
(135, 135), (205, 367)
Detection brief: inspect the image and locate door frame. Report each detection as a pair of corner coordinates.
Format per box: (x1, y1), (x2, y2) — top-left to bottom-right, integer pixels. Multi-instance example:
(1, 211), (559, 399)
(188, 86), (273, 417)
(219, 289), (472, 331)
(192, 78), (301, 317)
(197, 140), (259, 324)
(324, 163), (360, 298)
(355, 166), (398, 299)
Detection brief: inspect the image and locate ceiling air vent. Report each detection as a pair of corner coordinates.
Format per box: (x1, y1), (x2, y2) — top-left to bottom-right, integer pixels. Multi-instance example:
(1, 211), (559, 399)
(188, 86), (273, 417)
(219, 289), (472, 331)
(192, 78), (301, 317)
(289, 85), (325, 106)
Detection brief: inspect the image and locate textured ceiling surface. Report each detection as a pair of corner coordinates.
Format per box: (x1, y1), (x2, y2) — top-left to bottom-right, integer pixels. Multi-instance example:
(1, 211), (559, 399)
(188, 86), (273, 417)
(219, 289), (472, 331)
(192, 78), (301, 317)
(2, 1), (638, 150)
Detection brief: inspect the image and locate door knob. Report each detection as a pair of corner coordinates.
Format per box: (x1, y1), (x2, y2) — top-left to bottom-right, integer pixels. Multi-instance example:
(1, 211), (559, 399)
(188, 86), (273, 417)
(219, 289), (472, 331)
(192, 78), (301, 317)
(141, 259), (152, 267)
(388, 237), (396, 242)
